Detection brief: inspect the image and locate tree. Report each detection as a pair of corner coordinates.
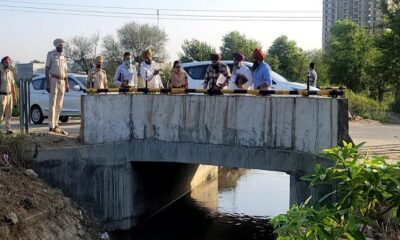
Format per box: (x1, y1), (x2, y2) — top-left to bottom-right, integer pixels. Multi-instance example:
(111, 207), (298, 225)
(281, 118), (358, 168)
(220, 31), (262, 60)
(325, 19), (373, 93)
(267, 35), (309, 82)
(178, 39), (215, 62)
(65, 33), (100, 74)
(102, 34), (123, 82)
(118, 22), (168, 61)
(379, 0), (400, 111)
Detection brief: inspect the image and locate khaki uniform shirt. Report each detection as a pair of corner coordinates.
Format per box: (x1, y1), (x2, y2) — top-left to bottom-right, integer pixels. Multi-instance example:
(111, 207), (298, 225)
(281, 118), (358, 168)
(0, 69), (15, 94)
(46, 50), (67, 78)
(169, 71), (188, 88)
(88, 69), (108, 89)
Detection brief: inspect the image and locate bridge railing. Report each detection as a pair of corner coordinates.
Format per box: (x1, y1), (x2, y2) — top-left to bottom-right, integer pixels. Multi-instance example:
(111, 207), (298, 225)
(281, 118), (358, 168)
(84, 87), (346, 98)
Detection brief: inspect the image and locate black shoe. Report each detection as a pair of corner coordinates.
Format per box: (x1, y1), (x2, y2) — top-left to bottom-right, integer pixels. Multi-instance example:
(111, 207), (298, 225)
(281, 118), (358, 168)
(6, 131), (13, 135)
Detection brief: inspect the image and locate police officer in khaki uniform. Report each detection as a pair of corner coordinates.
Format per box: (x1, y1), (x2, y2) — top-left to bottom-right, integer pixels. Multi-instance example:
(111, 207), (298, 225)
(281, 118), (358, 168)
(87, 56), (108, 89)
(0, 56), (17, 134)
(46, 38), (69, 135)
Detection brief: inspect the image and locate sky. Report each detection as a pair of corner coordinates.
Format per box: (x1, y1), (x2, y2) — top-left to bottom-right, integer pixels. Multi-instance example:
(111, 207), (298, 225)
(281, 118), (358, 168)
(0, 0), (323, 63)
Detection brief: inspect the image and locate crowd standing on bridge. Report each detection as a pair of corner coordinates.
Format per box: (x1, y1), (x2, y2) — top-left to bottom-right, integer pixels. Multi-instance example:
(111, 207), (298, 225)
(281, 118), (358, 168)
(0, 37), (319, 134)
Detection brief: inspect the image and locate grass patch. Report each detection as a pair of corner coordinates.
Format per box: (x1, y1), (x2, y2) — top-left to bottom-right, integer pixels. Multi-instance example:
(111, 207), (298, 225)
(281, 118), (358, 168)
(0, 133), (32, 170)
(347, 90), (390, 122)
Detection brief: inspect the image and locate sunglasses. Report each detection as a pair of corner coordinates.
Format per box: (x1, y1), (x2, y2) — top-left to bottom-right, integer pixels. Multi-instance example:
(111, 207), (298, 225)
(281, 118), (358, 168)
(175, 65), (181, 69)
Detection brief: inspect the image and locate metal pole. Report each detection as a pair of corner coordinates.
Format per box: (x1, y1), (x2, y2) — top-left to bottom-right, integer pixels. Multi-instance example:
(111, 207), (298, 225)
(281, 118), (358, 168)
(19, 79), (24, 133)
(157, 9), (160, 29)
(24, 79), (29, 133)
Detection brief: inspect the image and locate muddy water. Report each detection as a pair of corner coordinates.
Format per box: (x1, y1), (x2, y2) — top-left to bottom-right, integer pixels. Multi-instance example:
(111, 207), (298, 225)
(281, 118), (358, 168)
(113, 168), (289, 240)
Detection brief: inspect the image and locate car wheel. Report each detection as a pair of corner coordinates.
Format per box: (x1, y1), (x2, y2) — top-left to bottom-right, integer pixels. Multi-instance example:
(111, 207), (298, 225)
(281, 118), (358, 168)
(59, 116), (69, 123)
(31, 105), (44, 124)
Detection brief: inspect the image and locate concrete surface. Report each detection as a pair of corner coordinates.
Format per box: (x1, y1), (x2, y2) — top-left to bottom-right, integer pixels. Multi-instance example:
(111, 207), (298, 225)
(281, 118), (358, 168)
(81, 95), (349, 154)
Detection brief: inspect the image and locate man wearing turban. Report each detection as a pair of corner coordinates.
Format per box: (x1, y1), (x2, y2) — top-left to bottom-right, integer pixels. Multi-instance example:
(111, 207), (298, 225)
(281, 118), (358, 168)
(0, 56), (17, 134)
(203, 53), (231, 90)
(87, 56), (108, 89)
(229, 52), (254, 90)
(251, 48), (272, 90)
(140, 49), (164, 89)
(45, 38), (68, 135)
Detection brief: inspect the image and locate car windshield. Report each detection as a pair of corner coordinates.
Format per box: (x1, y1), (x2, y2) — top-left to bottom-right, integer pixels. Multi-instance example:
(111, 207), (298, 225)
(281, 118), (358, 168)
(75, 76), (87, 86)
(271, 71), (288, 83)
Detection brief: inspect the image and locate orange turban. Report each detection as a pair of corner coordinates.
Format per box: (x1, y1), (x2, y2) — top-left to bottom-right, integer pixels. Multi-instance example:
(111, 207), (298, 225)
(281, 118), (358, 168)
(252, 48), (265, 61)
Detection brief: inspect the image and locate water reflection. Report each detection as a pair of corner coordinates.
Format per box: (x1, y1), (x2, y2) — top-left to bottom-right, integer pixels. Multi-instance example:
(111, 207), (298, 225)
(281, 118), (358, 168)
(112, 168), (289, 240)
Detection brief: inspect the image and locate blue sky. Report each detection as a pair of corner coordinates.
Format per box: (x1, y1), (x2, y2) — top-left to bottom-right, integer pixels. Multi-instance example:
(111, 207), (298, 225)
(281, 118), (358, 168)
(0, 0), (323, 63)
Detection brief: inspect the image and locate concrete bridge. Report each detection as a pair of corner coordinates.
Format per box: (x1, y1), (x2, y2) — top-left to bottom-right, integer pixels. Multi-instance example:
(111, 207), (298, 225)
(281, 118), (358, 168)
(33, 94), (350, 230)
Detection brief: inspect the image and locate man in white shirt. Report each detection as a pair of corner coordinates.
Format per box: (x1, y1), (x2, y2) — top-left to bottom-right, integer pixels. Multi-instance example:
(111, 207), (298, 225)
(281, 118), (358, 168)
(140, 49), (164, 89)
(229, 52), (254, 90)
(114, 52), (137, 87)
(308, 62), (318, 88)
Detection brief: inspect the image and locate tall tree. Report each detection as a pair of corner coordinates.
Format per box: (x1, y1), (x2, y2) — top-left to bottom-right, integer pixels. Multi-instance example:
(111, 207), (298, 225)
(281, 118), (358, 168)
(325, 19), (373, 92)
(65, 33), (100, 74)
(267, 35), (309, 81)
(220, 31), (262, 60)
(178, 39), (215, 62)
(118, 22), (168, 61)
(379, 0), (400, 111)
(102, 35), (124, 82)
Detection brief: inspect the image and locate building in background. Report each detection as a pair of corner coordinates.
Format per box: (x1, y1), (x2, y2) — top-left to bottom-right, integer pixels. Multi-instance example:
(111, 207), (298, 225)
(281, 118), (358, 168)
(323, 0), (385, 49)
(16, 62), (45, 80)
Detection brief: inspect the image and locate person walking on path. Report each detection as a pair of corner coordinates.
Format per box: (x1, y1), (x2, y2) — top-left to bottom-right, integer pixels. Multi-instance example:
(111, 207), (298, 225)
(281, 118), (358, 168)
(307, 62), (318, 88)
(46, 38), (68, 135)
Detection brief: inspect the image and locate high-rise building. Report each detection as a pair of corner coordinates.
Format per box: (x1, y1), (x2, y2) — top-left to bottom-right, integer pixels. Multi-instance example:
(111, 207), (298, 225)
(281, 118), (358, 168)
(323, 0), (384, 49)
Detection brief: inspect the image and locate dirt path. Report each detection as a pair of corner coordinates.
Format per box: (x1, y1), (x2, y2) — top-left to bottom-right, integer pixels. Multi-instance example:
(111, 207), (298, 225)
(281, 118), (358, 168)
(349, 120), (400, 160)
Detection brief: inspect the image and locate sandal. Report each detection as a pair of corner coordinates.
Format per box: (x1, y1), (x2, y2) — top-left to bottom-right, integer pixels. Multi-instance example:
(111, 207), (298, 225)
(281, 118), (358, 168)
(53, 127), (69, 136)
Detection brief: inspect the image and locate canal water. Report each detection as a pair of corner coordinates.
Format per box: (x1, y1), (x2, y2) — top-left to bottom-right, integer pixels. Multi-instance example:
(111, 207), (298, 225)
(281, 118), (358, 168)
(112, 168), (290, 240)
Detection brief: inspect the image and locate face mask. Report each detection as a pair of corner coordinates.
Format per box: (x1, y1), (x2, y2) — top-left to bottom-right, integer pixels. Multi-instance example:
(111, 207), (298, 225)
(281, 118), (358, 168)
(56, 46), (63, 53)
(124, 59), (132, 65)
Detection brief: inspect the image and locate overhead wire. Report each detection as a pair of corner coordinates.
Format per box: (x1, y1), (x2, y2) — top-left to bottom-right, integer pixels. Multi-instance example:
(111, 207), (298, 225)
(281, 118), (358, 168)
(0, 4), (323, 19)
(0, 0), (321, 13)
(0, 7), (324, 22)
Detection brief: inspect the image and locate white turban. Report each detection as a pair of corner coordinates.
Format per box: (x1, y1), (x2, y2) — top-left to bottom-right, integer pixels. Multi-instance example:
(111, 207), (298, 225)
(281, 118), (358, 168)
(53, 38), (65, 47)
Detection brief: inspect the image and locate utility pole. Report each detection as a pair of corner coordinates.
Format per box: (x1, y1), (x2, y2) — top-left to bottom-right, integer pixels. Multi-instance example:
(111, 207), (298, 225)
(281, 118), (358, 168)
(157, 9), (160, 29)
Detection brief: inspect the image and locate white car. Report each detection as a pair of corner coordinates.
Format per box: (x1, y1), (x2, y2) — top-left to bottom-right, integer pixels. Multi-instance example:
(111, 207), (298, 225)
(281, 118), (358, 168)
(182, 61), (319, 91)
(29, 73), (87, 124)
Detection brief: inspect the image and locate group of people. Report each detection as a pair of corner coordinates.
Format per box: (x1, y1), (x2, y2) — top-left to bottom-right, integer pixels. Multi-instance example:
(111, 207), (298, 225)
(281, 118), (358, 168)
(203, 48), (272, 91)
(0, 37), (317, 135)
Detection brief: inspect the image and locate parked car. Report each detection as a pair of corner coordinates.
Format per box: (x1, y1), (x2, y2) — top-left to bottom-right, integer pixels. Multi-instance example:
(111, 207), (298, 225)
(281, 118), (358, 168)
(29, 73), (86, 124)
(182, 61), (319, 91)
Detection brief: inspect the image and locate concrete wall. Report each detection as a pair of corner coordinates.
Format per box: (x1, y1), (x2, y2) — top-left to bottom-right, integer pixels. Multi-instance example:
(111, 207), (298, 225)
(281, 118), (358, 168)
(81, 95), (349, 154)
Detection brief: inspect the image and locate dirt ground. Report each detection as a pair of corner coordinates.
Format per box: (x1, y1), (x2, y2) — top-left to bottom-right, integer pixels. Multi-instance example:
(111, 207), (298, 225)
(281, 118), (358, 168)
(0, 169), (104, 240)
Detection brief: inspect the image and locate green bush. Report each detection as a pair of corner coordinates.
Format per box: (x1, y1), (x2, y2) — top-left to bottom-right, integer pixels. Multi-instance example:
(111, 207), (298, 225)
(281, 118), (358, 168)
(347, 90), (389, 122)
(272, 142), (400, 239)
